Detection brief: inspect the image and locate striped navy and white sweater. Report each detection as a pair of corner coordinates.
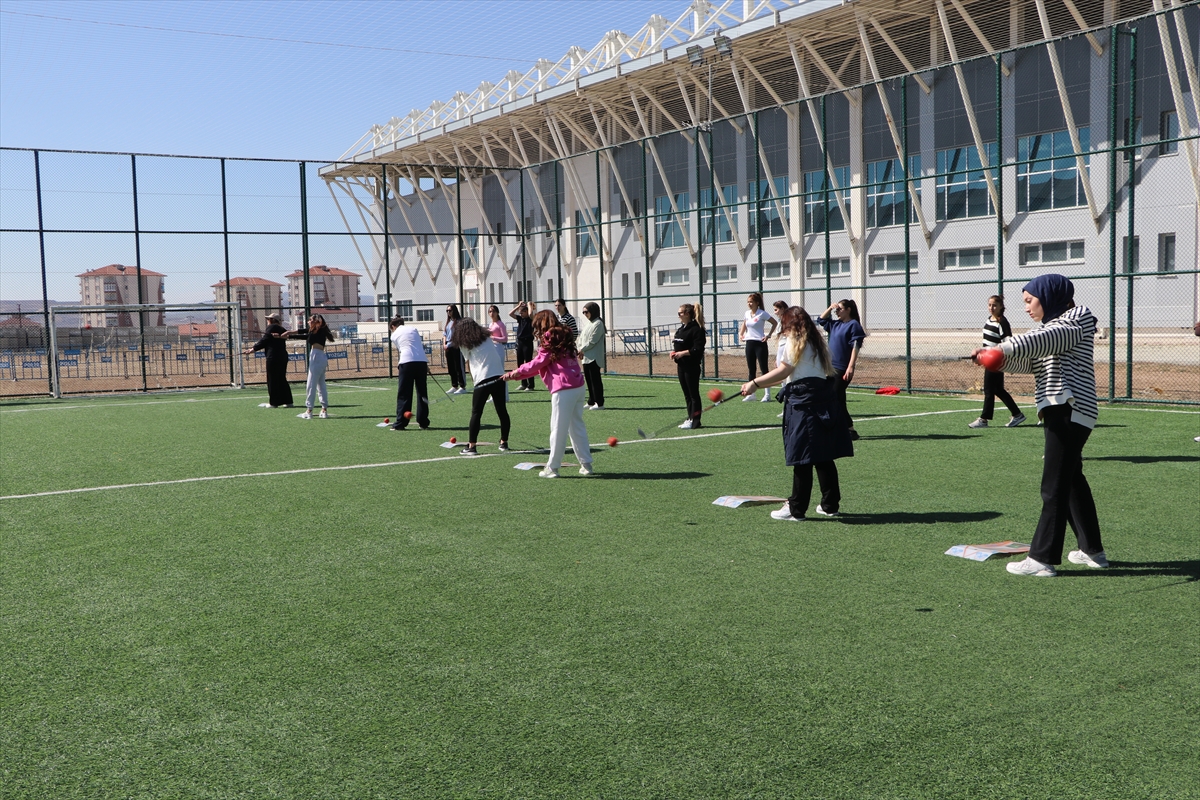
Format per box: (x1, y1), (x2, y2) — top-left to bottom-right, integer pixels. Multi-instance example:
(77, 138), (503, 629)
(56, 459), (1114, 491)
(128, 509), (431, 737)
(999, 305), (1098, 429)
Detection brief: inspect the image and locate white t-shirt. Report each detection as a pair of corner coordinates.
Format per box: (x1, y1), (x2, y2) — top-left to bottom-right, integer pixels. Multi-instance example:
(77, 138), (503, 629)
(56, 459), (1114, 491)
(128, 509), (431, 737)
(743, 308), (772, 341)
(390, 325), (427, 364)
(777, 335), (828, 382)
(466, 339), (506, 384)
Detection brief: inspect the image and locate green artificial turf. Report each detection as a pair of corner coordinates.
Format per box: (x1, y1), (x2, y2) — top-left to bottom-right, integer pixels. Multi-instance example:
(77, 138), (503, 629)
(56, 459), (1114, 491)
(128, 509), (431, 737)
(2, 379), (1198, 799)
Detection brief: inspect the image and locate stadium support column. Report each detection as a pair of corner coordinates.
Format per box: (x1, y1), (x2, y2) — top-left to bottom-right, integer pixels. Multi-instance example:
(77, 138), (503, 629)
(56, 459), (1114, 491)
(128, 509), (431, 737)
(132, 154), (147, 392)
(221, 158), (234, 387)
(34, 151), (52, 395)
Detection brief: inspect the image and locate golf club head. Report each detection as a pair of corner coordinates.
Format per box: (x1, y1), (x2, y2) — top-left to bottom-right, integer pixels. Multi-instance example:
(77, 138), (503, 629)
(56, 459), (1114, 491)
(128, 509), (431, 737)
(636, 427), (650, 439)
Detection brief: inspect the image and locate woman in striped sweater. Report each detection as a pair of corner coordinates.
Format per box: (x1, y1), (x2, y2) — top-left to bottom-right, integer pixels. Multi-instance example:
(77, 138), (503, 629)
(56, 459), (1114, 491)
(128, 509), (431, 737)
(972, 274), (1107, 577)
(968, 295), (1025, 429)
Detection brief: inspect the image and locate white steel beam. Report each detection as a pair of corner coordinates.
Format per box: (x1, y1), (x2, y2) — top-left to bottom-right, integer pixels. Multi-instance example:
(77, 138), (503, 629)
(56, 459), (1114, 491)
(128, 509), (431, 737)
(866, 13), (932, 94)
(857, 18), (932, 243)
(948, 0), (1011, 76)
(588, 103), (651, 257)
(1032, 0), (1102, 225)
(629, 88), (701, 262)
(1059, 0), (1105, 55)
(1154, 0), (1200, 204)
(935, 0), (1006, 230)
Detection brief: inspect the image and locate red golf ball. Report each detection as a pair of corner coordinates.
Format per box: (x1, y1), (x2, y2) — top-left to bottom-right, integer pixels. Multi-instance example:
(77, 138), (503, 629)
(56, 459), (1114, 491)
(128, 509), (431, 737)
(384, 418), (389, 424)
(404, 411), (413, 420)
(450, 437), (457, 444)
(607, 436), (618, 448)
(707, 388), (723, 403)
(978, 348), (1004, 372)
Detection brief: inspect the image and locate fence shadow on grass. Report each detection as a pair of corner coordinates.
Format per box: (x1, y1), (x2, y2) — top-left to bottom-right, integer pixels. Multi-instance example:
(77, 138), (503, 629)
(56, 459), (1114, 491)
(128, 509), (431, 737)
(835, 510), (1002, 525)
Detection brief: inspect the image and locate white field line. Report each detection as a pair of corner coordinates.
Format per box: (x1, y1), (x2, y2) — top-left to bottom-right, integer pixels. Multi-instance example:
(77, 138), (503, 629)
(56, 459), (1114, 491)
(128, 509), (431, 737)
(1, 408), (975, 502)
(0, 454), (496, 501)
(0, 386), (390, 413)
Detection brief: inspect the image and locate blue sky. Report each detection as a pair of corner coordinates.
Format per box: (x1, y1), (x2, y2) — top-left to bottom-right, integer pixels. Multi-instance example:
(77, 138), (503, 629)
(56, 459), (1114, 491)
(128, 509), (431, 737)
(0, 0), (678, 304)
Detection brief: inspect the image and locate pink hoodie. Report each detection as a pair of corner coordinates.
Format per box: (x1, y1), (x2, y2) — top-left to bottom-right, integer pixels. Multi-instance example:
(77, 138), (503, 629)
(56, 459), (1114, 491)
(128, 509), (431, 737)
(507, 347), (584, 393)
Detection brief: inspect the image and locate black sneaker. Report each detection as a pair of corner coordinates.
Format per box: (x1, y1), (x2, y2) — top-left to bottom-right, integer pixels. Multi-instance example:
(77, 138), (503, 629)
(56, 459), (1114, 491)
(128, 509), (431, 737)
(849, 429), (860, 441)
(498, 442), (510, 452)
(460, 446), (479, 456)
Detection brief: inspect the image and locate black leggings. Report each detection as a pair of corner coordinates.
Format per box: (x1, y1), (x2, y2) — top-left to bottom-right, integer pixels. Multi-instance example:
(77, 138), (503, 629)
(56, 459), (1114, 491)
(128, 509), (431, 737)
(583, 361), (605, 407)
(516, 340), (535, 390)
(745, 340), (768, 379)
(1029, 405), (1103, 565)
(835, 374), (854, 428)
(789, 461), (841, 518)
(981, 370), (1021, 420)
(677, 359), (702, 424)
(468, 379), (510, 445)
(445, 346), (466, 389)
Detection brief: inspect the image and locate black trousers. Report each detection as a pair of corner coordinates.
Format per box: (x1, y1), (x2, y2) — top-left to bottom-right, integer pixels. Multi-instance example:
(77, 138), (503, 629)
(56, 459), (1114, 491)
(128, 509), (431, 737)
(445, 346), (466, 389)
(1029, 405), (1104, 565)
(677, 359), (702, 425)
(981, 370), (1021, 420)
(395, 361), (430, 429)
(516, 339), (535, 389)
(468, 379), (511, 444)
(745, 340), (769, 379)
(789, 461), (840, 518)
(583, 361), (605, 407)
(834, 374), (853, 428)
(265, 357), (293, 407)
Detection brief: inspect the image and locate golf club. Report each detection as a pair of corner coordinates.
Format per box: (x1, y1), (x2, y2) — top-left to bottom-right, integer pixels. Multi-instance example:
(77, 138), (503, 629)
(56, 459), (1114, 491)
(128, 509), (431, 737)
(636, 387), (741, 438)
(427, 369), (456, 402)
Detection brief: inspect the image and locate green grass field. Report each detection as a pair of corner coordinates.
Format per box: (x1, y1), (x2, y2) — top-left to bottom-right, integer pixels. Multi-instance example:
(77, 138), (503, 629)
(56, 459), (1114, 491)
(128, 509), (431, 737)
(2, 377), (1198, 799)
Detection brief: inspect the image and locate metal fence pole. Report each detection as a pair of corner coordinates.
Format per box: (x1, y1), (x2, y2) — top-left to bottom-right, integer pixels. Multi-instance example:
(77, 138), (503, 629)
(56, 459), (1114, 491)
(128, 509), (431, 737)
(455, 166), (464, 308)
(1107, 26), (1119, 401)
(33, 151), (52, 395)
(902, 77), (913, 393)
(1124, 28), (1138, 400)
(132, 154), (148, 392)
(754, 110), (764, 296)
(554, 160), (563, 301)
(708, 124), (719, 378)
(596, 148), (606, 322)
(996, 54), (1005, 297)
(220, 158), (235, 387)
(822, 96), (832, 307)
(300, 162), (311, 370)
(382, 164), (393, 379)
(642, 139), (653, 375)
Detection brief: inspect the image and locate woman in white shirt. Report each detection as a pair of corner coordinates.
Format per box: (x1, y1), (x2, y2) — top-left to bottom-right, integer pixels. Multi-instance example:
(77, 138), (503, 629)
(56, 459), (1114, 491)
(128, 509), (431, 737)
(449, 317), (511, 455)
(740, 306), (853, 522)
(739, 292), (778, 402)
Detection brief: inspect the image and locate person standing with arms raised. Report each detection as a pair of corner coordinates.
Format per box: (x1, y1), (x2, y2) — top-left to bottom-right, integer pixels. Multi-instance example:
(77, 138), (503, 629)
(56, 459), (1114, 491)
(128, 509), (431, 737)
(671, 302), (707, 429)
(818, 299), (865, 441)
(243, 311), (293, 408)
(509, 301), (536, 391)
(389, 315), (429, 431)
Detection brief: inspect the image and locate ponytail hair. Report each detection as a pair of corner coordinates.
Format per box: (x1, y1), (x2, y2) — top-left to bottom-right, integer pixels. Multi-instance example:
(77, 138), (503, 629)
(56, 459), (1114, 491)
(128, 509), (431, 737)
(680, 302), (705, 328)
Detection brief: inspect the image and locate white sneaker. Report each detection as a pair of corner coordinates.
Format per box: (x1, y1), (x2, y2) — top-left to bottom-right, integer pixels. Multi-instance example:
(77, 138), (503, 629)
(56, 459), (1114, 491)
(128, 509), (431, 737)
(678, 419), (694, 429)
(1006, 557), (1056, 577)
(258, 402), (272, 408)
(777, 411), (784, 418)
(770, 504), (803, 522)
(298, 410), (312, 419)
(455, 388), (467, 395)
(579, 464), (594, 476)
(814, 504), (839, 517)
(590, 405), (603, 411)
(1005, 413), (1027, 427)
(761, 389), (771, 402)
(537, 468), (559, 478)
(319, 409), (328, 419)
(968, 418), (989, 429)
(1067, 549), (1109, 568)
(742, 393), (755, 402)
(446, 387), (456, 394)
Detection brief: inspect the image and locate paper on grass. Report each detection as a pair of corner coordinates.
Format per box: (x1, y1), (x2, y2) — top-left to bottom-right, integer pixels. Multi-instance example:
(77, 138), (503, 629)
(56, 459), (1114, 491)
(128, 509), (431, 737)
(944, 541), (1031, 561)
(441, 441), (493, 448)
(712, 495), (787, 508)
(514, 462), (577, 471)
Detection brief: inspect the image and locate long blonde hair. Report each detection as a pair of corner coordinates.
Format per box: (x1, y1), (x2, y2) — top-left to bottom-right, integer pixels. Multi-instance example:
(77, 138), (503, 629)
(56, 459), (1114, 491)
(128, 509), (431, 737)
(679, 302), (706, 327)
(781, 306), (834, 376)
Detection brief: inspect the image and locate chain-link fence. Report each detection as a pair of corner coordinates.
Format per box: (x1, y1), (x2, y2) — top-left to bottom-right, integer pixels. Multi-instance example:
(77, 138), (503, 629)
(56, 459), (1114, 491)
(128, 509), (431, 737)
(1, 7), (1197, 402)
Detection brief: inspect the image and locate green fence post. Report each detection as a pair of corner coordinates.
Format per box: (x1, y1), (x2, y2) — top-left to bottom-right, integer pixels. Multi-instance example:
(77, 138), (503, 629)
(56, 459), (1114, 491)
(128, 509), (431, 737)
(132, 154), (147, 392)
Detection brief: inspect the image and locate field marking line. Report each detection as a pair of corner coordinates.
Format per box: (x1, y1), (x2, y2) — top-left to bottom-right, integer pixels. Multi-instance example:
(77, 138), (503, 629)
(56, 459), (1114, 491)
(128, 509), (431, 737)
(0, 454), (498, 501)
(0, 386), (389, 413)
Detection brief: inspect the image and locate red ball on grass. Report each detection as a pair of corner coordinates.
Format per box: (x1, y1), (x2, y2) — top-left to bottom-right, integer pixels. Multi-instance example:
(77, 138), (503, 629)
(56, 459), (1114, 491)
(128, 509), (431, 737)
(384, 418), (389, 424)
(403, 411), (413, 420)
(449, 436), (457, 444)
(607, 436), (618, 448)
(978, 348), (1004, 372)
(706, 388), (724, 403)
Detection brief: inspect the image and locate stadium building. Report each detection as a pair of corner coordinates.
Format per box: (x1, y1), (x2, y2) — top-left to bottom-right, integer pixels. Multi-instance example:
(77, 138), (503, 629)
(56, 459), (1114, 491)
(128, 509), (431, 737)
(320, 0), (1198, 334)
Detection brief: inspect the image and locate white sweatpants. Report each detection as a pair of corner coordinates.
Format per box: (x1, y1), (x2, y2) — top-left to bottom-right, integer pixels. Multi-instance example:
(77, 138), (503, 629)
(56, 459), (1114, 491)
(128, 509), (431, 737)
(305, 348), (328, 409)
(547, 384), (591, 471)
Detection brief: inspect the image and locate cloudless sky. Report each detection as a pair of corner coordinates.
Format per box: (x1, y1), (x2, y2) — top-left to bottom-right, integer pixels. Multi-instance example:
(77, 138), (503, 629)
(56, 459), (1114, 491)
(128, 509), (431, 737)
(0, 0), (686, 303)
(1, 0), (675, 160)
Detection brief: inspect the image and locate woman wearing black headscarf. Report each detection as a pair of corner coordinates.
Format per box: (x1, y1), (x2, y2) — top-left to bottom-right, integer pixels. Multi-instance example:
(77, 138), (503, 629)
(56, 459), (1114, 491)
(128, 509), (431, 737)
(243, 311), (293, 408)
(972, 274), (1106, 577)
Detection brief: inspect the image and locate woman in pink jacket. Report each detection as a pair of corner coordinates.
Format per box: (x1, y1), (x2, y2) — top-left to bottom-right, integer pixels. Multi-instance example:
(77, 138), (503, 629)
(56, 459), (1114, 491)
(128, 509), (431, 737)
(503, 310), (593, 478)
